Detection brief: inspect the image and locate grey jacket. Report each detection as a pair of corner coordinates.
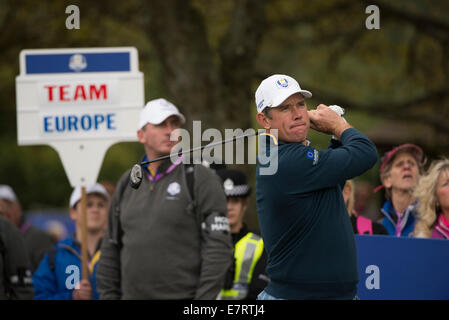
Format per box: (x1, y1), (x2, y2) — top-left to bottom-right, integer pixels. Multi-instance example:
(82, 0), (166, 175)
(97, 160), (233, 299)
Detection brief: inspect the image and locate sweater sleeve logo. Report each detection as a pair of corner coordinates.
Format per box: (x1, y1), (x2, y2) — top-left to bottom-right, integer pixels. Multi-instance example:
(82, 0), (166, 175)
(306, 149), (319, 165)
(203, 211), (230, 234)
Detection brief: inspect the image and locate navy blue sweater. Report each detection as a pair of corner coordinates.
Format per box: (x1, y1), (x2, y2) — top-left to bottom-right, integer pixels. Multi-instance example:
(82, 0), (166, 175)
(256, 128), (378, 299)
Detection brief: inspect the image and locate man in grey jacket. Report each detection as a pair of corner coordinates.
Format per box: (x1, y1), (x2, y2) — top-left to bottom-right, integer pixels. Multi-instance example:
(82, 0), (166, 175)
(97, 98), (233, 299)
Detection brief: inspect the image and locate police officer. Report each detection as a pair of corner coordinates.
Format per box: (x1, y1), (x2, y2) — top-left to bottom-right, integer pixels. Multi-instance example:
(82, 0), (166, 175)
(216, 169), (268, 300)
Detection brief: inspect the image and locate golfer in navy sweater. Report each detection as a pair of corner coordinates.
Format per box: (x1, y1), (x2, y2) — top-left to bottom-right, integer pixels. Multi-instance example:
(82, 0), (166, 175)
(255, 74), (378, 300)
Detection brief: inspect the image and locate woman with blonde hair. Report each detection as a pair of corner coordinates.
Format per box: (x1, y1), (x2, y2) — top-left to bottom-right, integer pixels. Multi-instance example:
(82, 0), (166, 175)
(414, 158), (449, 239)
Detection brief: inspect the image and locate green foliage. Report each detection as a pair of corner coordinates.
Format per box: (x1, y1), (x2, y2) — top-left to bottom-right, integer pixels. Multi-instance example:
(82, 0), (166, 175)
(1, 0), (448, 219)
(0, 0), (157, 210)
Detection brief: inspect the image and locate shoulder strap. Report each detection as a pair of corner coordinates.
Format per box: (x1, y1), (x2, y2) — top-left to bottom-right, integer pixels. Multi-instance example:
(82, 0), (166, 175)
(185, 164), (205, 234)
(48, 247), (58, 271)
(109, 175), (128, 249)
(184, 163), (195, 202)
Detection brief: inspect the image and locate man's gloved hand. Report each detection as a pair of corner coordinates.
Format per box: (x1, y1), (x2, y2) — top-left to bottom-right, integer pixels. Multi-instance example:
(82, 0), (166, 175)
(328, 105), (346, 119)
(328, 105), (346, 140)
(308, 104), (351, 139)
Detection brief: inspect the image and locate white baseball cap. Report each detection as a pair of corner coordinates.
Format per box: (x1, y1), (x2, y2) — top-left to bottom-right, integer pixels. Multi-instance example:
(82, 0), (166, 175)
(0, 185), (18, 202)
(69, 183), (110, 209)
(255, 74), (312, 113)
(138, 98), (186, 129)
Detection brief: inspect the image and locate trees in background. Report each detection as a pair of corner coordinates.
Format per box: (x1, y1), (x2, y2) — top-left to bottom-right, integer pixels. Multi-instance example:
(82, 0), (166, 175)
(0, 0), (448, 220)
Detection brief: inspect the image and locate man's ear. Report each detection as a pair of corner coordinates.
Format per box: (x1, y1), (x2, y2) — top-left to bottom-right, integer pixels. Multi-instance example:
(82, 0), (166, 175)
(256, 112), (271, 129)
(137, 128), (146, 144)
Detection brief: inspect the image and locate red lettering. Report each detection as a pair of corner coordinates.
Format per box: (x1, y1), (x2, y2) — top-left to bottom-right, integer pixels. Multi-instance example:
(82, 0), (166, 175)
(44, 85), (57, 101)
(44, 84), (108, 102)
(73, 85), (87, 100)
(89, 84), (107, 100)
(59, 85), (70, 101)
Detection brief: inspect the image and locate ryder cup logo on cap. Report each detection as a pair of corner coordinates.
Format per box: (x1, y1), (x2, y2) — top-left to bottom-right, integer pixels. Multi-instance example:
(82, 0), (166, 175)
(276, 78), (289, 88)
(69, 54), (87, 72)
(139, 98), (186, 129)
(255, 74), (312, 113)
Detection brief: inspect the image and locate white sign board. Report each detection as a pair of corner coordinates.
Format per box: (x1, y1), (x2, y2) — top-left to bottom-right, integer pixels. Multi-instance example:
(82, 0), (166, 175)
(16, 47), (144, 187)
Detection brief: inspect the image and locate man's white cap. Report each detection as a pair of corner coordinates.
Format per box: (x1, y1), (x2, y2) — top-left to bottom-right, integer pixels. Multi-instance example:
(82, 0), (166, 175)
(255, 74), (312, 113)
(138, 98), (186, 129)
(69, 183), (110, 209)
(0, 185), (18, 202)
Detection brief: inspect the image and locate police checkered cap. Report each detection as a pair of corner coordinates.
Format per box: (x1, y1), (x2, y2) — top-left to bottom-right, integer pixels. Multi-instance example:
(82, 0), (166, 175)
(216, 169), (251, 198)
(255, 74), (312, 113)
(139, 98), (185, 129)
(69, 183), (110, 209)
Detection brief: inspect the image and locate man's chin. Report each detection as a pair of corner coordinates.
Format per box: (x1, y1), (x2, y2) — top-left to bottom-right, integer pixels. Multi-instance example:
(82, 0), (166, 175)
(157, 147), (175, 157)
(284, 136), (307, 144)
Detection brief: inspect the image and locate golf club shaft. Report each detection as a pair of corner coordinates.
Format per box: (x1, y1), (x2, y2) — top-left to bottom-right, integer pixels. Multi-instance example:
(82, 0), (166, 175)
(139, 131), (260, 166)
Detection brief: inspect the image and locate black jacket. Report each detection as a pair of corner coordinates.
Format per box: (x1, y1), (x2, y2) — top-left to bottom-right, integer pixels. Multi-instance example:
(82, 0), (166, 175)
(0, 216), (34, 299)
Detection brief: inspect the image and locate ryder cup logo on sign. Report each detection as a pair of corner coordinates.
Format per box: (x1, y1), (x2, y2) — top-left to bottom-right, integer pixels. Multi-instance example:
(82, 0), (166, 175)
(276, 78), (289, 88)
(69, 54), (87, 72)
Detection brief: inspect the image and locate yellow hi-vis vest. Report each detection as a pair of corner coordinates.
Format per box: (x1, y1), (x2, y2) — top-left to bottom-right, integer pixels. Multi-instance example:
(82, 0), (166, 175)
(220, 232), (264, 300)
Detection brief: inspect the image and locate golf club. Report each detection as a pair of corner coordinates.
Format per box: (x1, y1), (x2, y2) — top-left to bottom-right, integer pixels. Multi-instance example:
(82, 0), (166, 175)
(129, 131), (260, 189)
